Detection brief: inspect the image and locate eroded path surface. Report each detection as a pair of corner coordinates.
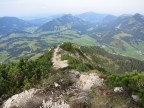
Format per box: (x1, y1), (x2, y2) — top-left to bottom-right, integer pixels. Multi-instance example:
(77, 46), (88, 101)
(52, 46), (68, 69)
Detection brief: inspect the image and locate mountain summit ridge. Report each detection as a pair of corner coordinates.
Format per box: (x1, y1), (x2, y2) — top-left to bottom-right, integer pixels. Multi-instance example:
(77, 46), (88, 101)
(1, 42), (144, 108)
(36, 14), (91, 33)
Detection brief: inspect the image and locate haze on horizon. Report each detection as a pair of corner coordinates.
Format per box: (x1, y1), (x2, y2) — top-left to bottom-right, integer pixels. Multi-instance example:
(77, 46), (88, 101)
(0, 0), (144, 18)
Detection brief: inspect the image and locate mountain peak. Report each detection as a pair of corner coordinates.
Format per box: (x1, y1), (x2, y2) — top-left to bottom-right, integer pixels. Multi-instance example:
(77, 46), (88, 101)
(133, 13), (143, 19)
(36, 14), (89, 32)
(133, 13), (144, 23)
(77, 12), (108, 23)
(133, 13), (143, 17)
(58, 14), (79, 22)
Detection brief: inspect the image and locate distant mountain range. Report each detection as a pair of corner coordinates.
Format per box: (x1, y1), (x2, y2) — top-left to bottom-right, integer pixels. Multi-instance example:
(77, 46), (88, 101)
(90, 13), (144, 59)
(36, 14), (91, 33)
(0, 17), (33, 35)
(0, 12), (144, 63)
(28, 15), (62, 26)
(77, 12), (117, 24)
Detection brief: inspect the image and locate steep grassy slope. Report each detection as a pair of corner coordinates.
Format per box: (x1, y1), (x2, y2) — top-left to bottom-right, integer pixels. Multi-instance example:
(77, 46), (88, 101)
(59, 42), (144, 73)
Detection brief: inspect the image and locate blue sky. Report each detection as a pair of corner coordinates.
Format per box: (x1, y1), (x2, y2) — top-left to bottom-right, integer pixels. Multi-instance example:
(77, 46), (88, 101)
(0, 0), (144, 17)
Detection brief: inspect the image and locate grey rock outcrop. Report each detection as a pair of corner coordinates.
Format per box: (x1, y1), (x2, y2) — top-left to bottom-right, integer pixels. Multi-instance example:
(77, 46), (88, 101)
(2, 71), (104, 108)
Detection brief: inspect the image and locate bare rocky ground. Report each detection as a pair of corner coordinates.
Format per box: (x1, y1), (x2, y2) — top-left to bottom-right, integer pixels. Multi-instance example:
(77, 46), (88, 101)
(52, 46), (68, 70)
(2, 70), (104, 108)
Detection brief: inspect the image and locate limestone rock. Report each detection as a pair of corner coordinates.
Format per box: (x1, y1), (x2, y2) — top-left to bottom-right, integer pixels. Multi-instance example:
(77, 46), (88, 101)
(3, 88), (40, 108)
(41, 99), (70, 108)
(76, 73), (104, 91)
(114, 87), (123, 93)
(132, 95), (140, 102)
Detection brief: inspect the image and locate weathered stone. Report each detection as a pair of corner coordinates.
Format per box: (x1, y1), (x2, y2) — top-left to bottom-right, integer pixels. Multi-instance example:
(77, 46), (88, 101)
(114, 87), (123, 93)
(3, 88), (41, 108)
(76, 73), (104, 91)
(54, 82), (60, 88)
(41, 99), (70, 108)
(132, 95), (140, 102)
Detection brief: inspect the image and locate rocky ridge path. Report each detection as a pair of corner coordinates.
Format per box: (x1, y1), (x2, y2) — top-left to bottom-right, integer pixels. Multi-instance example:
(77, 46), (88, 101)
(2, 46), (105, 108)
(52, 46), (68, 70)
